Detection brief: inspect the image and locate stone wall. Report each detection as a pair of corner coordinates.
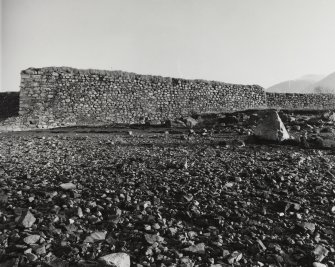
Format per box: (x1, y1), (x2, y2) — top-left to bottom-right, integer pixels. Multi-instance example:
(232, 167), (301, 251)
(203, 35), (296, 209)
(19, 67), (267, 128)
(17, 67), (335, 129)
(0, 92), (19, 119)
(266, 92), (335, 110)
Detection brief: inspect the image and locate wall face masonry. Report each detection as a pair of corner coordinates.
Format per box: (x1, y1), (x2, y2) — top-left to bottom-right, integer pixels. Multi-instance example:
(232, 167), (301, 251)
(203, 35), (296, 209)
(19, 67), (267, 128)
(266, 92), (335, 110)
(17, 67), (335, 129)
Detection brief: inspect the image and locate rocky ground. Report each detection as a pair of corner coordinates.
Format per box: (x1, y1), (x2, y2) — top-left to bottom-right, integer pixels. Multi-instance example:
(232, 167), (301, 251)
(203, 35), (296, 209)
(1, 111), (335, 267)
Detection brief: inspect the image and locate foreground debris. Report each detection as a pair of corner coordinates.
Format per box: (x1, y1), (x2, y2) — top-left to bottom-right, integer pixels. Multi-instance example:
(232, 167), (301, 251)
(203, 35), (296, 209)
(0, 125), (335, 266)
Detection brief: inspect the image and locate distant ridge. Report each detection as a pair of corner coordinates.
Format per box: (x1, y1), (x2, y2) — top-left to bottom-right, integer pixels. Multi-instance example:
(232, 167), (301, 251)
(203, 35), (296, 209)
(266, 74), (325, 94)
(267, 79), (316, 93)
(308, 72), (335, 94)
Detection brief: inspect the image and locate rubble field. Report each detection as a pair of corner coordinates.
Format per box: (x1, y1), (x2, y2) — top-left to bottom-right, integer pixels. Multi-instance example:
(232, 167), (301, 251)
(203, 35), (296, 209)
(1, 111), (335, 267)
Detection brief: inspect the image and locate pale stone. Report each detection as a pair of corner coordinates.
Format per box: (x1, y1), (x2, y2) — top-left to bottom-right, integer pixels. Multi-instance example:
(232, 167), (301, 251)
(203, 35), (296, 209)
(19, 210), (36, 228)
(60, 182), (76, 190)
(184, 117), (198, 128)
(313, 262), (327, 267)
(84, 231), (107, 243)
(99, 252), (130, 267)
(183, 243), (206, 254)
(23, 234), (40, 244)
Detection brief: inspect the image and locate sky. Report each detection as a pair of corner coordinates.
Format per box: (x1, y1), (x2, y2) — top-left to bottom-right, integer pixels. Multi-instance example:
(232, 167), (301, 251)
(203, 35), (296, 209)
(1, 0), (335, 92)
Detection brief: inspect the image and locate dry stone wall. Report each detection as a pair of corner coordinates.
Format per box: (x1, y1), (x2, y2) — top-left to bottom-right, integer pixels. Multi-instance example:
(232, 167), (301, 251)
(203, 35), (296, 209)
(19, 67), (267, 128)
(18, 67), (335, 129)
(266, 92), (335, 110)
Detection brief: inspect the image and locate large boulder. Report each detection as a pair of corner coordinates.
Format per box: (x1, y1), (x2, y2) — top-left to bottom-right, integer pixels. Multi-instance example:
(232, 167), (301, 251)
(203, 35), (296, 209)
(254, 110), (290, 142)
(218, 115), (239, 125)
(246, 113), (259, 126)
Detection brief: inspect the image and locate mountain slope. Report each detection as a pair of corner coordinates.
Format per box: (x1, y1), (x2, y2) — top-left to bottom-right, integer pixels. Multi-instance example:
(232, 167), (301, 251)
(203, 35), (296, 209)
(308, 72), (335, 94)
(267, 79), (316, 93)
(266, 74), (325, 93)
(300, 74), (325, 81)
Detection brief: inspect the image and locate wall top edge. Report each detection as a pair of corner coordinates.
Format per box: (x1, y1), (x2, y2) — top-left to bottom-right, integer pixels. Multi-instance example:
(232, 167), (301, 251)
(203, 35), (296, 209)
(266, 92), (335, 96)
(20, 66), (264, 89)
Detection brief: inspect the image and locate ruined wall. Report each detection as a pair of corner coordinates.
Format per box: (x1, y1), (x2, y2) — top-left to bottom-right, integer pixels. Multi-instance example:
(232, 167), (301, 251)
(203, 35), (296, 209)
(0, 92), (19, 119)
(19, 67), (267, 127)
(266, 92), (335, 110)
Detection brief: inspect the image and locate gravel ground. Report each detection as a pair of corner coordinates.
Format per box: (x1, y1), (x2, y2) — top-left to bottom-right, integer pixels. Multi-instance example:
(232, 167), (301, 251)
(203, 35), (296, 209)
(0, 128), (335, 266)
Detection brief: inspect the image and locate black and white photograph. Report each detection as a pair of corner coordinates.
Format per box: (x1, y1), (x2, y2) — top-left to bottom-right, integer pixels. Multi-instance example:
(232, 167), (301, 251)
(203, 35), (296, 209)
(1, 0), (335, 266)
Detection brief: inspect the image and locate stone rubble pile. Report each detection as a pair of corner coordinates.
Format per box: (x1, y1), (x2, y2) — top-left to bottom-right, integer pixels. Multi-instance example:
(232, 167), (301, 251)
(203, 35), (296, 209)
(0, 126), (335, 266)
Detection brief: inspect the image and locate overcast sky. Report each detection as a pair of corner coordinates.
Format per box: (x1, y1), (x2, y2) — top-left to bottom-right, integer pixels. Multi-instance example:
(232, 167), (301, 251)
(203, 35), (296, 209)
(1, 0), (335, 92)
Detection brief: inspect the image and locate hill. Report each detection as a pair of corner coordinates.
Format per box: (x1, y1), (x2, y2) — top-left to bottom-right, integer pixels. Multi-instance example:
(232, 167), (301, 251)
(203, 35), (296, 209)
(266, 74), (324, 93)
(308, 72), (335, 94)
